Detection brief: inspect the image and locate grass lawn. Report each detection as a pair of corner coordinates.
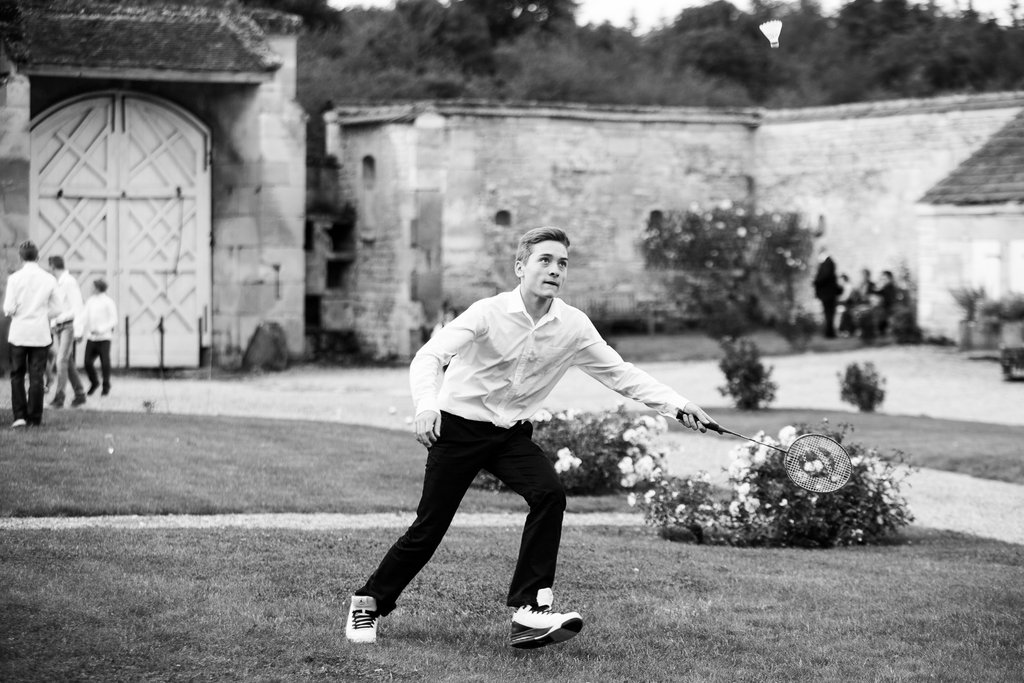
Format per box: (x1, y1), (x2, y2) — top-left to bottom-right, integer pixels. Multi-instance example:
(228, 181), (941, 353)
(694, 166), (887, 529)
(2, 406), (1023, 681)
(606, 330), (869, 363)
(1, 526), (1021, 682)
(1, 407), (1022, 520)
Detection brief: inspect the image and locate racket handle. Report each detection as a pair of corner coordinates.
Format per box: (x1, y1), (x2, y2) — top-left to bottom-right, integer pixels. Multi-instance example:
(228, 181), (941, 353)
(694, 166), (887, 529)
(675, 409), (724, 434)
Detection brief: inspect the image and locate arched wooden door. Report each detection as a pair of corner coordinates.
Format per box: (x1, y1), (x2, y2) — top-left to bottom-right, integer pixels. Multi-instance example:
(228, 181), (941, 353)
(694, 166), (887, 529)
(31, 91), (211, 368)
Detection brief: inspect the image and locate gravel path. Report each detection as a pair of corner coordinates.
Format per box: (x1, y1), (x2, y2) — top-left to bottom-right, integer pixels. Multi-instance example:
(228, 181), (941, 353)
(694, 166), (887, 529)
(3, 345), (1022, 544)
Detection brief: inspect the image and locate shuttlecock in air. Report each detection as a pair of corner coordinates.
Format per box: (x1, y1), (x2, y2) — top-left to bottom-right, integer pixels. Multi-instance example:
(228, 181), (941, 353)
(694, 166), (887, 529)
(759, 20), (782, 49)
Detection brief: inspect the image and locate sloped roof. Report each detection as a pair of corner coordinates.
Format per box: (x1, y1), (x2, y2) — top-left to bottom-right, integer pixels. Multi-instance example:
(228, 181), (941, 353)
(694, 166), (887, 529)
(920, 109), (1024, 205)
(0, 0), (300, 78)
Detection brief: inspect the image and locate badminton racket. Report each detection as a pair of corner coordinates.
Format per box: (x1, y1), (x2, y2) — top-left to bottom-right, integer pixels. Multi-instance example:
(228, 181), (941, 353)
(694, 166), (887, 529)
(677, 411), (853, 493)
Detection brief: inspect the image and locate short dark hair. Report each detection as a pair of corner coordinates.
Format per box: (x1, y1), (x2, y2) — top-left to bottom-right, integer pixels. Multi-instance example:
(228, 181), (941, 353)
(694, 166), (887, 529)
(515, 227), (570, 265)
(48, 255), (65, 270)
(93, 278), (108, 293)
(19, 241), (38, 262)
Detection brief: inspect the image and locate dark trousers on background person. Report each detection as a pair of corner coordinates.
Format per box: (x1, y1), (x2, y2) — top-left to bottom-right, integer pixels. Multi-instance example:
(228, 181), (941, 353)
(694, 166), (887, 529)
(84, 339), (112, 395)
(10, 344), (50, 425)
(819, 298), (838, 338)
(357, 411), (566, 617)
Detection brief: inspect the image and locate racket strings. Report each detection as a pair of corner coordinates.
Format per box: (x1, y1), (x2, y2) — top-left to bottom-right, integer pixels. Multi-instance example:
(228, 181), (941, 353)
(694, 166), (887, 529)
(784, 434), (853, 493)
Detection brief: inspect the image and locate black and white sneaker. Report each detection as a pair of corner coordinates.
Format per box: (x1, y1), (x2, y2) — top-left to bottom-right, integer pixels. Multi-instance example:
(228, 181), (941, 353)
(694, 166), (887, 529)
(345, 595), (379, 644)
(509, 589), (583, 649)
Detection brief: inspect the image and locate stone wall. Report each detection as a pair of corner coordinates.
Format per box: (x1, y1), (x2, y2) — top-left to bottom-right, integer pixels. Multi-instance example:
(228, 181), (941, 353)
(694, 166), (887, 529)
(755, 94), (1024, 305)
(322, 94), (1024, 358)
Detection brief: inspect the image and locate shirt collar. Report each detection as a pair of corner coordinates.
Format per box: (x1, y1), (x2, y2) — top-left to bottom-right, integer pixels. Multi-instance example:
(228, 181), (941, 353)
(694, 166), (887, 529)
(508, 285), (563, 326)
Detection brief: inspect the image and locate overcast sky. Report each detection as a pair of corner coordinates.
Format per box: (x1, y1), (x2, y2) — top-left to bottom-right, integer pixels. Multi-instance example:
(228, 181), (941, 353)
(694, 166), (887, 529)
(327, 0), (1018, 31)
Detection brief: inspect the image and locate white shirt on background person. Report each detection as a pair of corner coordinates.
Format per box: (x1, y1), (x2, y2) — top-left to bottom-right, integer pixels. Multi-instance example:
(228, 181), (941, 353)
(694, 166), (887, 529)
(3, 261), (60, 347)
(53, 270), (86, 338)
(82, 292), (118, 342)
(410, 286), (690, 428)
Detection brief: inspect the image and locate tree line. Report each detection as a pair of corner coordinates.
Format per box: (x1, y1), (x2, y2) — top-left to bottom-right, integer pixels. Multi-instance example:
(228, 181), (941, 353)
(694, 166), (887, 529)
(242, 0), (1024, 156)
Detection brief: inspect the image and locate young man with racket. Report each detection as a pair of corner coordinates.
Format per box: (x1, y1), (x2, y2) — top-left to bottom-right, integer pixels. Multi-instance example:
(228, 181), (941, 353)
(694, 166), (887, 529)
(345, 227), (712, 649)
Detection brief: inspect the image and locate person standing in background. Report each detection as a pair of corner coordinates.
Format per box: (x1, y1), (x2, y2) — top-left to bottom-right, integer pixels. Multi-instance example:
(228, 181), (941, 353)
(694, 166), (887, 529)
(813, 247), (841, 339)
(46, 256), (87, 408)
(81, 278), (117, 396)
(3, 241), (60, 427)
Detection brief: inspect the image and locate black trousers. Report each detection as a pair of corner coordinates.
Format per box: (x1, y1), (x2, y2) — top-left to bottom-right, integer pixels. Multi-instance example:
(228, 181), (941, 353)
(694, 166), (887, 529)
(84, 340), (112, 393)
(358, 411), (566, 617)
(820, 298), (838, 338)
(10, 344), (50, 425)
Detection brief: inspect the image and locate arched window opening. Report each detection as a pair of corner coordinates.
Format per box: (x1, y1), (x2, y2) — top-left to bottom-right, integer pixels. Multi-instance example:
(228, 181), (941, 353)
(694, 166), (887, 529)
(495, 210), (511, 227)
(362, 156), (376, 190)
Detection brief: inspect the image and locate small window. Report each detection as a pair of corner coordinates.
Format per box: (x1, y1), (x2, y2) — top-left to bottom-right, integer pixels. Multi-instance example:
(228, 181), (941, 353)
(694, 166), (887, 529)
(495, 210), (511, 227)
(305, 295), (322, 328)
(326, 260), (351, 290)
(648, 210), (664, 230)
(303, 220), (315, 251)
(362, 156), (376, 191)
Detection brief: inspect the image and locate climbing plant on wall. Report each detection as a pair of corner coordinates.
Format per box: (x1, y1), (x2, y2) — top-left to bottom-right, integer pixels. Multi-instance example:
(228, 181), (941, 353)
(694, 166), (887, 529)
(639, 201), (814, 335)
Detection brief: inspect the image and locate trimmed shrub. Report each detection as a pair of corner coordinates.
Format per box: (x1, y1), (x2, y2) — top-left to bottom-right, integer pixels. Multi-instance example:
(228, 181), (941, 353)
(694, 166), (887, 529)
(839, 362), (886, 412)
(631, 421), (916, 548)
(889, 305), (923, 344)
(717, 337), (777, 410)
(474, 406), (674, 495)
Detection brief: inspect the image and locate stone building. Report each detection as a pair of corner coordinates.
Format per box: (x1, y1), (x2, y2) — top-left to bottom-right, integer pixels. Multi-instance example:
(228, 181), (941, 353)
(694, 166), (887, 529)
(0, 0), (306, 370)
(316, 93), (1024, 358)
(916, 110), (1024, 338)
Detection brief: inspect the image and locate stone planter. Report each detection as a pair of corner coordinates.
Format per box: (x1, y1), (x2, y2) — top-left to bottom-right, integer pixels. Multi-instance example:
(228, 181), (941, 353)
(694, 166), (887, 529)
(959, 319), (1002, 351)
(1001, 320), (1024, 349)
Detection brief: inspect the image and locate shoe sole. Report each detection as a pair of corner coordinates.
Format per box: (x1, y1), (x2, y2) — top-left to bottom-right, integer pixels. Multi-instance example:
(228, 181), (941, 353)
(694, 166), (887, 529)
(510, 617), (583, 649)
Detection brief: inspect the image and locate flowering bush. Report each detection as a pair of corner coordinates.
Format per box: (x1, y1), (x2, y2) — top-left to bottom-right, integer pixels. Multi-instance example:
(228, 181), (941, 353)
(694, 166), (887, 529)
(639, 201), (815, 327)
(631, 421), (916, 548)
(474, 406), (676, 495)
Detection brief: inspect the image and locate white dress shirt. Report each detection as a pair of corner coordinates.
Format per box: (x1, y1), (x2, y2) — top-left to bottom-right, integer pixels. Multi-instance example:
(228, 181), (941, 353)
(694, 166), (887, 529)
(410, 286), (690, 428)
(53, 271), (86, 338)
(82, 293), (118, 341)
(3, 261), (59, 347)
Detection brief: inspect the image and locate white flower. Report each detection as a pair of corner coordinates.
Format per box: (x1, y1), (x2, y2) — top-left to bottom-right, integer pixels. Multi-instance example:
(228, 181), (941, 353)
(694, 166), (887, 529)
(654, 415), (668, 433)
(729, 500), (742, 517)
(533, 409), (553, 423)
(752, 447), (768, 465)
(744, 498), (761, 513)
(675, 504), (687, 515)
(554, 447), (581, 473)
(779, 499), (788, 507)
(563, 409), (581, 421)
(634, 455), (656, 478)
(644, 490), (656, 503)
(736, 482), (751, 498)
(618, 457), (635, 474)
(622, 428), (639, 444)
(778, 425), (797, 448)
(699, 471), (711, 484)
(627, 493), (637, 507)
(620, 474), (638, 488)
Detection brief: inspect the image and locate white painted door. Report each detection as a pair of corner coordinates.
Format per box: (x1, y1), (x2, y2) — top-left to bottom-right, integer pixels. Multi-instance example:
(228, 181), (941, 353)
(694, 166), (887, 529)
(970, 240), (1001, 300)
(1011, 240), (1024, 295)
(31, 92), (211, 367)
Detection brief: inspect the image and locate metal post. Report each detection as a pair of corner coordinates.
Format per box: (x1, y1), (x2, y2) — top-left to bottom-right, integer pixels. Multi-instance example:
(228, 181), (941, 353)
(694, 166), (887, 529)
(198, 316), (203, 367)
(125, 315), (130, 369)
(158, 316), (165, 372)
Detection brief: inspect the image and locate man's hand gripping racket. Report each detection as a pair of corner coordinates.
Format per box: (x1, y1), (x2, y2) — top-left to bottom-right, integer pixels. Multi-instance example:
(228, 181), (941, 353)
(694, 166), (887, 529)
(675, 408), (852, 493)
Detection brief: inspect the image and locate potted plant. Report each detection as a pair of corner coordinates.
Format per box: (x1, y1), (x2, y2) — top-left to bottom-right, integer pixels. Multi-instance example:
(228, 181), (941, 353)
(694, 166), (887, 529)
(949, 286), (985, 350)
(1000, 294), (1024, 347)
